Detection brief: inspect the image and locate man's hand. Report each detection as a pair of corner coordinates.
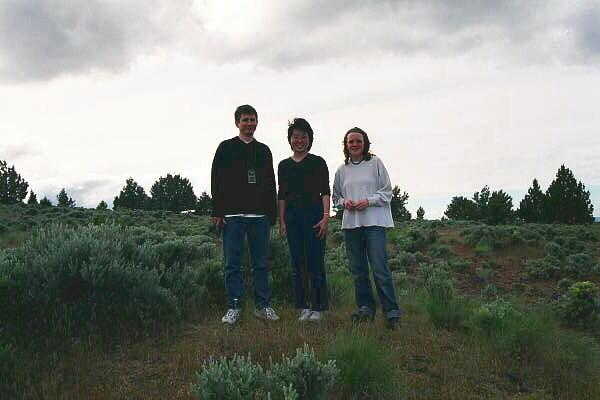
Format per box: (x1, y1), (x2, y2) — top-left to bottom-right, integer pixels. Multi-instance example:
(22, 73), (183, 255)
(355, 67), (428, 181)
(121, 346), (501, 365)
(354, 199), (369, 211)
(313, 215), (329, 239)
(279, 222), (287, 237)
(212, 217), (226, 229)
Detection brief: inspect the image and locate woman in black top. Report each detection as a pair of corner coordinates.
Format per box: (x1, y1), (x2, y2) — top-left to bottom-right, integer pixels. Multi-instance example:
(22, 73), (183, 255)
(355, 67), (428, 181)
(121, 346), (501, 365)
(278, 118), (330, 321)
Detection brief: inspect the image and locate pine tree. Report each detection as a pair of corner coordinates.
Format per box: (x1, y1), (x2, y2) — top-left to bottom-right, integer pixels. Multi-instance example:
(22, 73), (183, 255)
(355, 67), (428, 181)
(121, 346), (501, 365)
(113, 178), (149, 210)
(195, 191), (213, 216)
(27, 190), (38, 205)
(445, 196), (478, 220)
(39, 196), (52, 207)
(57, 188), (76, 208)
(416, 206), (425, 221)
(0, 160), (29, 204)
(390, 186), (412, 221)
(472, 186), (490, 221)
(150, 174), (197, 212)
(96, 200), (108, 210)
(486, 190), (513, 225)
(518, 179), (545, 223)
(545, 165), (594, 224)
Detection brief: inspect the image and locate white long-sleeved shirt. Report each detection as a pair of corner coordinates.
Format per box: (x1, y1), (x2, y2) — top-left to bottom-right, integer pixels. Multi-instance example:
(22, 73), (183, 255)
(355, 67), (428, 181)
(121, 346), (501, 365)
(332, 155), (394, 229)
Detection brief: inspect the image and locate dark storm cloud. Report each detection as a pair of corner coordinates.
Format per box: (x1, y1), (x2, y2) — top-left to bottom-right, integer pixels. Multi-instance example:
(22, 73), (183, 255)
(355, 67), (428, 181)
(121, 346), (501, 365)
(0, 0), (183, 82)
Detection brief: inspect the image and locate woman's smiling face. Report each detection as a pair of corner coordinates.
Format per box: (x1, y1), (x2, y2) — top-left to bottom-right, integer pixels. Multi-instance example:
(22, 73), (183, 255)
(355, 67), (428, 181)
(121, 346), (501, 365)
(346, 132), (365, 159)
(290, 129), (309, 153)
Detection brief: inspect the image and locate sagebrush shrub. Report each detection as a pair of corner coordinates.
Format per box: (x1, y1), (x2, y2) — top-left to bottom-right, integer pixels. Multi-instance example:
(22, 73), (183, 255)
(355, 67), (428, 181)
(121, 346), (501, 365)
(421, 263), (469, 329)
(557, 281), (600, 328)
(0, 224), (211, 346)
(544, 242), (565, 260)
(269, 344), (338, 400)
(525, 256), (561, 279)
(192, 346), (337, 400)
(564, 253), (597, 277)
(192, 354), (267, 400)
(471, 298), (520, 337)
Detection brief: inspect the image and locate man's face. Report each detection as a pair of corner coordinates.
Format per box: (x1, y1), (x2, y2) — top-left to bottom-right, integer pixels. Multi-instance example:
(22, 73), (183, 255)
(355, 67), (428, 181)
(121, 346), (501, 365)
(290, 129), (309, 153)
(236, 113), (258, 137)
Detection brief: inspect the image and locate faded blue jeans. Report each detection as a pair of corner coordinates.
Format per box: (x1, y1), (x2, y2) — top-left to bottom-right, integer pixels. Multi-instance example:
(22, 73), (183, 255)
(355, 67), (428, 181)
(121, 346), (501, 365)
(222, 216), (271, 309)
(344, 226), (401, 319)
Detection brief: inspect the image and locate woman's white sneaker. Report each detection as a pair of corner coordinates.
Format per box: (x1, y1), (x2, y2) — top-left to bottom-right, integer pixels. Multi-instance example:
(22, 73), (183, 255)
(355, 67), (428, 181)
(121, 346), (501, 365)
(254, 307), (280, 321)
(221, 309), (241, 325)
(308, 311), (323, 321)
(298, 309), (312, 321)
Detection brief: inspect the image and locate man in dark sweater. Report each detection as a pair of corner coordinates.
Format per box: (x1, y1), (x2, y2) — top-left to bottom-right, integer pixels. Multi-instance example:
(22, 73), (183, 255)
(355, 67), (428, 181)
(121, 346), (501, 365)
(211, 104), (279, 325)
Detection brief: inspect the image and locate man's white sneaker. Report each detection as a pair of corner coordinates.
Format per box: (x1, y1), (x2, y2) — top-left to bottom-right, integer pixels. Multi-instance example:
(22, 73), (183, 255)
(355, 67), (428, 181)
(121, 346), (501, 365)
(308, 311), (323, 322)
(221, 308), (241, 325)
(298, 309), (312, 321)
(254, 307), (280, 321)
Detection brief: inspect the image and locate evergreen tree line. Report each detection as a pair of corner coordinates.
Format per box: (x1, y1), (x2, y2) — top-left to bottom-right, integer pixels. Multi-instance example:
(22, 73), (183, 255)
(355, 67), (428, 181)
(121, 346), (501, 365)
(0, 160), (212, 214)
(444, 165), (595, 224)
(1, 159), (595, 223)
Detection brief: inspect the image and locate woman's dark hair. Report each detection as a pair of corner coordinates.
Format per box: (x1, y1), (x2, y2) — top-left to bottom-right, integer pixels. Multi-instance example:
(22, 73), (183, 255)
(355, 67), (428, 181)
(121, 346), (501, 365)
(343, 127), (372, 164)
(287, 118), (314, 151)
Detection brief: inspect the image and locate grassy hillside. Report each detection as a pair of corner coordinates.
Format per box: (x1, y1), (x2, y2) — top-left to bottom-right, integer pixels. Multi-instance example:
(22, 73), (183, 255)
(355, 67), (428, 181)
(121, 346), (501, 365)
(1, 203), (600, 399)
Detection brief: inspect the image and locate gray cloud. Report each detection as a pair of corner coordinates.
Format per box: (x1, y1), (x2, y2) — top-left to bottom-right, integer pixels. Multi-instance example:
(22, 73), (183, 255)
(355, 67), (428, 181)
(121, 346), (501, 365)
(0, 0), (184, 82)
(1, 0), (599, 82)
(0, 143), (39, 161)
(574, 5), (600, 59)
(190, 0), (593, 69)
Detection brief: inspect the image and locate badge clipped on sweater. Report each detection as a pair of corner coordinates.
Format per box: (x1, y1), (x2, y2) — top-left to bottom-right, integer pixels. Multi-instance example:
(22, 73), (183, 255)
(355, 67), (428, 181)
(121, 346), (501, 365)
(247, 168), (256, 184)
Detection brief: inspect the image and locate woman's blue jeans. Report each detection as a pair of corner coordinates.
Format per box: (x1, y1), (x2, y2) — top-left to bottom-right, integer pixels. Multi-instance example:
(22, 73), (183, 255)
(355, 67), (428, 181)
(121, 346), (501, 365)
(222, 216), (271, 309)
(285, 204), (329, 311)
(344, 226), (401, 319)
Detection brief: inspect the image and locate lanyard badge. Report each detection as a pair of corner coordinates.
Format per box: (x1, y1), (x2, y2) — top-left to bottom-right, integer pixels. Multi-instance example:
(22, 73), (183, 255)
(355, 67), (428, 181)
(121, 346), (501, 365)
(248, 168), (256, 184)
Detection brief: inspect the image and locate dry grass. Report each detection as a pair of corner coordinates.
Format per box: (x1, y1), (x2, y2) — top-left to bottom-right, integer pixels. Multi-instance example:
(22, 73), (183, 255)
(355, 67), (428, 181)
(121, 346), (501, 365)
(20, 298), (598, 400)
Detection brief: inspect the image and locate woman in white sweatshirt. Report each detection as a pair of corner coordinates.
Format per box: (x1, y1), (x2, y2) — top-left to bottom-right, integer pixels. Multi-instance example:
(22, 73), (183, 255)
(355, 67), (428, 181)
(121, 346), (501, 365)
(332, 127), (402, 329)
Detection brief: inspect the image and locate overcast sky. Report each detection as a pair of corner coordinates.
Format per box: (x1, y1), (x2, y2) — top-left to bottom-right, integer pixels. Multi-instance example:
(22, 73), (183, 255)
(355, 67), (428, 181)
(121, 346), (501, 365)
(2, 0), (600, 218)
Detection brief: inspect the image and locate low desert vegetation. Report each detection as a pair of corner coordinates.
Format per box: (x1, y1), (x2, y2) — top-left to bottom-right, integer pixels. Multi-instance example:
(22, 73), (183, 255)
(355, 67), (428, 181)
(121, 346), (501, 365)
(1, 203), (600, 399)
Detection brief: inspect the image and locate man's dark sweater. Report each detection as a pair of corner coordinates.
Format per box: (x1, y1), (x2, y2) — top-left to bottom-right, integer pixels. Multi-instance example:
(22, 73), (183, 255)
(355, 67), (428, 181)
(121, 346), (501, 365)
(211, 137), (277, 225)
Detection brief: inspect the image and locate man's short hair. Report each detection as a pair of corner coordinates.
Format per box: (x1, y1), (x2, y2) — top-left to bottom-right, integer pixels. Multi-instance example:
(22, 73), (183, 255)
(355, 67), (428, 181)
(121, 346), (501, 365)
(234, 105), (258, 123)
(287, 118), (314, 151)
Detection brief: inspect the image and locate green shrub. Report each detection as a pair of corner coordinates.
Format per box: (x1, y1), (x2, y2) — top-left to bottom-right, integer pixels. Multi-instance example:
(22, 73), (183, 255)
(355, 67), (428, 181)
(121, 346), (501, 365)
(0, 340), (16, 397)
(429, 244), (453, 259)
(449, 257), (471, 272)
(396, 227), (437, 252)
(421, 264), (470, 330)
(192, 354), (267, 399)
(327, 331), (395, 398)
(525, 256), (561, 279)
(471, 298), (519, 337)
(481, 283), (498, 299)
(557, 281), (600, 328)
(192, 346), (337, 400)
(269, 344), (338, 400)
(0, 224), (208, 346)
(544, 242), (565, 260)
(564, 253), (597, 277)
